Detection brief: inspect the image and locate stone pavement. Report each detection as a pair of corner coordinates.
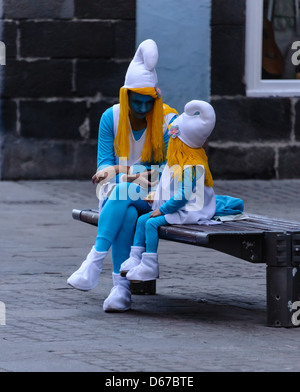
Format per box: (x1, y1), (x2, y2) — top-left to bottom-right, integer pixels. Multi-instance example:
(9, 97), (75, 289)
(1, 179), (300, 373)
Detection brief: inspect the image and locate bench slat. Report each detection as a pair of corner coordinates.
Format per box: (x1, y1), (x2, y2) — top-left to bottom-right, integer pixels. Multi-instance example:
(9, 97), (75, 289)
(72, 209), (300, 235)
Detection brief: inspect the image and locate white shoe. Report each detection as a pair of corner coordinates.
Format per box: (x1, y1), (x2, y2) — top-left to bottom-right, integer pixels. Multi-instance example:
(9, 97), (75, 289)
(67, 247), (108, 291)
(120, 246), (145, 276)
(126, 253), (159, 282)
(103, 273), (131, 312)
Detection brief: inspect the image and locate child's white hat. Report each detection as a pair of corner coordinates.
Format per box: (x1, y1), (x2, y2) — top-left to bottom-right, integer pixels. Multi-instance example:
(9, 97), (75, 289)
(123, 39), (159, 89)
(169, 100), (216, 148)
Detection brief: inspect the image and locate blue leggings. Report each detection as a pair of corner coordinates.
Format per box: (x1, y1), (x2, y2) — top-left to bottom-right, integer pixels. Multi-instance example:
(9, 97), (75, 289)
(94, 182), (151, 273)
(133, 212), (169, 253)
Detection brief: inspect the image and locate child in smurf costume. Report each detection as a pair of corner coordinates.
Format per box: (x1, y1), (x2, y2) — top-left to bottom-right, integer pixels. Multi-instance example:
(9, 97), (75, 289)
(120, 100), (217, 283)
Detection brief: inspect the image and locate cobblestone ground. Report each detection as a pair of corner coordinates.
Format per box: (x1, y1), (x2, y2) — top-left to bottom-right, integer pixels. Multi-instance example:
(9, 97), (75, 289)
(1, 180), (300, 372)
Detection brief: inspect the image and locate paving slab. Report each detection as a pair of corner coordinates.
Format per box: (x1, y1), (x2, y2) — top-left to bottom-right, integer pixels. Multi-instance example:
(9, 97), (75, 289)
(1, 180), (300, 373)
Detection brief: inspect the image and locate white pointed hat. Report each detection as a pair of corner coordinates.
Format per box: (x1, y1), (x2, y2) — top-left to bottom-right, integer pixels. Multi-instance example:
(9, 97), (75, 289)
(123, 39), (159, 89)
(169, 100), (216, 148)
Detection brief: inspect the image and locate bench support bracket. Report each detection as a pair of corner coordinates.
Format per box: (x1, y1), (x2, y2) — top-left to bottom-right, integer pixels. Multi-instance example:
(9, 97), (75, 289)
(266, 233), (300, 327)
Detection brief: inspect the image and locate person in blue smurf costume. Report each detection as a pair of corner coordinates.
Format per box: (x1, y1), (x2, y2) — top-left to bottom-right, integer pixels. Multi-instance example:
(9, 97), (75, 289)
(67, 39), (178, 312)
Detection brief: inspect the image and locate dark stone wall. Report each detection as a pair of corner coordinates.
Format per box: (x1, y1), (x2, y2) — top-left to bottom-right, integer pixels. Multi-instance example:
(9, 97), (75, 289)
(0, 0), (136, 179)
(1, 0), (299, 180)
(210, 0), (300, 179)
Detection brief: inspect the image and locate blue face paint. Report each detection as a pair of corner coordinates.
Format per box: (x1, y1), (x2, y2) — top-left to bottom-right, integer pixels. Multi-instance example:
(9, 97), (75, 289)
(128, 92), (155, 120)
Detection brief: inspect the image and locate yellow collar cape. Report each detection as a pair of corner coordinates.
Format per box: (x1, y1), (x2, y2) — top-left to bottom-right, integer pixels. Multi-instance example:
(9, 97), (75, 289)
(166, 136), (214, 187)
(114, 87), (178, 164)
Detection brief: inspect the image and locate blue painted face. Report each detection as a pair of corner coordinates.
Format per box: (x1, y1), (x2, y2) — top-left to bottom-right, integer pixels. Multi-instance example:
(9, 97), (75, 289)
(128, 92), (155, 120)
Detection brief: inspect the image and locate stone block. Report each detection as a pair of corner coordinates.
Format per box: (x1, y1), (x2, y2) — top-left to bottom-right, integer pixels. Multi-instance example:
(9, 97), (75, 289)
(20, 101), (87, 140)
(114, 20), (136, 59)
(208, 145), (276, 179)
(76, 59), (129, 97)
(74, 0), (136, 20)
(1, 136), (76, 180)
(278, 146), (300, 179)
(0, 99), (17, 135)
(211, 98), (292, 142)
(2, 59), (73, 98)
(74, 141), (98, 178)
(89, 100), (115, 139)
(211, 0), (246, 26)
(1, 135), (98, 180)
(2, 22), (17, 59)
(3, 0), (74, 19)
(211, 25), (246, 96)
(20, 21), (113, 59)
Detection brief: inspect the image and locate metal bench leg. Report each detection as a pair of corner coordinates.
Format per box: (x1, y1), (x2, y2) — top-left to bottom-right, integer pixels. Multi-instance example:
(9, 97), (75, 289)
(266, 233), (300, 327)
(267, 266), (300, 327)
(130, 280), (156, 295)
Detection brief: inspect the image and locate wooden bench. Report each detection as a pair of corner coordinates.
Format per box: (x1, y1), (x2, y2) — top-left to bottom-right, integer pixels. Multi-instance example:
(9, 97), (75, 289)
(72, 208), (300, 328)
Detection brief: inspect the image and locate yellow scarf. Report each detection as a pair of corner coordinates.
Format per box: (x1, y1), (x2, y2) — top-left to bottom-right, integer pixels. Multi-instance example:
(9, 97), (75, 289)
(114, 87), (178, 164)
(166, 136), (214, 187)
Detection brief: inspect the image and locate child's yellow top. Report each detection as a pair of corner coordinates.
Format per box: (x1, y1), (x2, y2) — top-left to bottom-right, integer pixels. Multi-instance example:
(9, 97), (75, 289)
(166, 136), (214, 187)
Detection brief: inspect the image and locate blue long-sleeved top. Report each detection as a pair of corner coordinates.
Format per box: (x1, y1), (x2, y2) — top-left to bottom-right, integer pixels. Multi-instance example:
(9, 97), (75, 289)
(159, 166), (198, 215)
(97, 107), (176, 182)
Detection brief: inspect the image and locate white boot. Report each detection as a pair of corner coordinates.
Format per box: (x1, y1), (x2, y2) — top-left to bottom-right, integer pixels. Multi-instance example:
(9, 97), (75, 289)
(67, 247), (108, 291)
(120, 246), (145, 277)
(103, 273), (131, 312)
(126, 252), (159, 282)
